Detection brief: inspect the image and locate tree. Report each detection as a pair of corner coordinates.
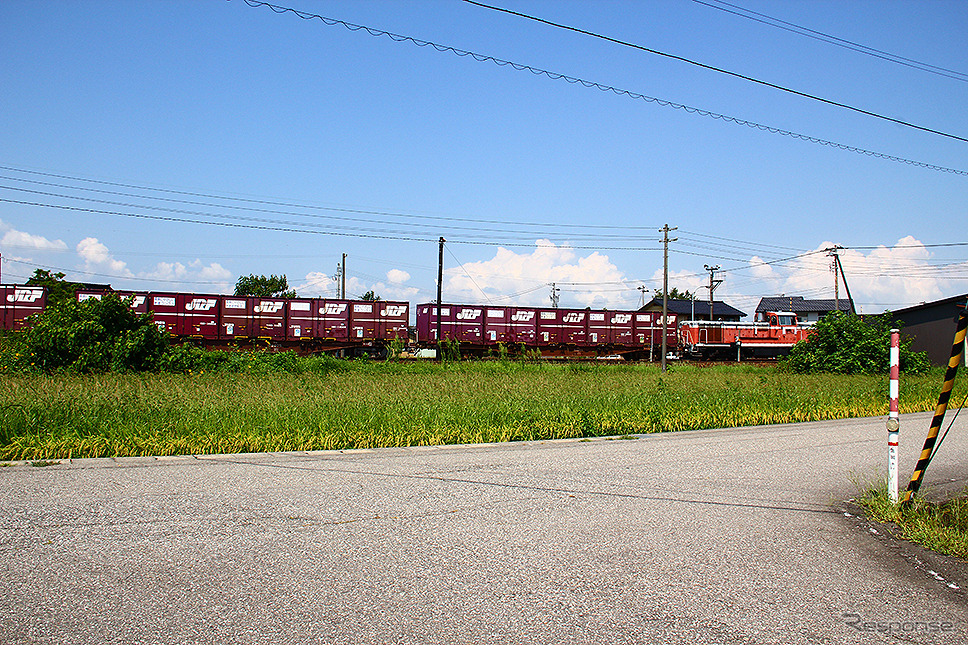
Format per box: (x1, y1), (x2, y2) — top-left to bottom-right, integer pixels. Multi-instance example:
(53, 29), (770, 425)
(21, 292), (168, 372)
(360, 290), (381, 301)
(782, 312), (929, 374)
(234, 274), (296, 298)
(654, 286), (695, 300)
(26, 269), (79, 307)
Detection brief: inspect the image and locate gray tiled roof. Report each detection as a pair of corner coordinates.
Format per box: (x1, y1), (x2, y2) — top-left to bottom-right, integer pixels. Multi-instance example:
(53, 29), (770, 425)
(641, 298), (746, 318)
(755, 296), (851, 314)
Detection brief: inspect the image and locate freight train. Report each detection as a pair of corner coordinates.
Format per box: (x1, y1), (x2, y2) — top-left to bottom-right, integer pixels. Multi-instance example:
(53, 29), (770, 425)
(0, 284), (814, 360)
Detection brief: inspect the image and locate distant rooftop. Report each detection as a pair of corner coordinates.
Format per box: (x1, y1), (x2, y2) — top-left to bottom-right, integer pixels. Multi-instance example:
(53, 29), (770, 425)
(755, 296), (851, 314)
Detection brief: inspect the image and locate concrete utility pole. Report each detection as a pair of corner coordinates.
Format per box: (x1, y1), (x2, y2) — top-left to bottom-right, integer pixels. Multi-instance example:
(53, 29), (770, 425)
(827, 245), (856, 315)
(704, 264), (722, 320)
(660, 224), (677, 373)
(550, 283), (560, 309)
(341, 253), (346, 299)
(637, 284), (648, 308)
(437, 237), (445, 354)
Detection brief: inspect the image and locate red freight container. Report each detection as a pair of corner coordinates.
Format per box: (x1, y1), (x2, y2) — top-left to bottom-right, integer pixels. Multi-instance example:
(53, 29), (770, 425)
(506, 307), (537, 344)
(350, 301), (409, 341)
(482, 307), (509, 344)
(376, 301), (409, 340)
(148, 293), (180, 334)
(178, 293), (219, 338)
(536, 309), (587, 345)
(314, 299), (351, 341)
(219, 296), (252, 340)
(606, 311), (635, 346)
(634, 312), (656, 347)
(0, 285), (46, 331)
(252, 298), (286, 339)
(286, 299), (315, 341)
(349, 301), (380, 340)
(448, 304), (484, 343)
(535, 309), (558, 345)
(415, 303), (437, 342)
(587, 311), (608, 345)
(76, 290), (148, 315)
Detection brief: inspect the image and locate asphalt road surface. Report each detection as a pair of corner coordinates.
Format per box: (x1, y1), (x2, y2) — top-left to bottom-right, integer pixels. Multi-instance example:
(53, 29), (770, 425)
(2, 411), (967, 644)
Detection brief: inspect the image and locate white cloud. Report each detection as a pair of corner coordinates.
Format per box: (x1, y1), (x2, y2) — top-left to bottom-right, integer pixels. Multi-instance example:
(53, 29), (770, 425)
(1, 228), (68, 251)
(443, 239), (634, 309)
(730, 237), (968, 314)
(298, 271), (340, 297)
(76, 237), (132, 276)
(386, 268), (410, 284)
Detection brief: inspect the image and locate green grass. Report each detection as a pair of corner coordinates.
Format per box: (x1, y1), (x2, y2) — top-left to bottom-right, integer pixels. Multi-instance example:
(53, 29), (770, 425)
(857, 483), (968, 560)
(0, 361), (962, 460)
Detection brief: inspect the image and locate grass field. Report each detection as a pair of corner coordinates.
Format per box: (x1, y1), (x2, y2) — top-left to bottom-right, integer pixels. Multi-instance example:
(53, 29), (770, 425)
(0, 361), (962, 460)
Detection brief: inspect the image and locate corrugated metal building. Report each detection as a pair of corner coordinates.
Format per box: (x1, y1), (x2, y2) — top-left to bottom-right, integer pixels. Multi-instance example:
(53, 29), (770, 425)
(887, 294), (967, 366)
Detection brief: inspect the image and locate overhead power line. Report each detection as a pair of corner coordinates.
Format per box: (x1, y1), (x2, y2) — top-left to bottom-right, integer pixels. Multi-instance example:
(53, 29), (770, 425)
(0, 197), (663, 252)
(0, 165), (660, 233)
(462, 0), (968, 143)
(232, 0), (967, 176)
(692, 0), (968, 83)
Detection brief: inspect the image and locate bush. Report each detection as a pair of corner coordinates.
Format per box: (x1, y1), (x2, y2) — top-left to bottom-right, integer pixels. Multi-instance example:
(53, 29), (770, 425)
(782, 313), (929, 374)
(20, 293), (169, 373)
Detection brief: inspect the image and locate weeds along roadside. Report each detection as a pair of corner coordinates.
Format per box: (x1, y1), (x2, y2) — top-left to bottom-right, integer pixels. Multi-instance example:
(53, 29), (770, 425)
(856, 481), (968, 560)
(0, 358), (961, 460)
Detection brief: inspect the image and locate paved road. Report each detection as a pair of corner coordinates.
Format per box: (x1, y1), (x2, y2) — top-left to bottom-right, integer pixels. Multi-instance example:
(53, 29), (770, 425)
(2, 412), (967, 644)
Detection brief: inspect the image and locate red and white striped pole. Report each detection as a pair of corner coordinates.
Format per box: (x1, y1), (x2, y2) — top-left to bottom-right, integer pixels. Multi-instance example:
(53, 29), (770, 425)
(887, 329), (900, 503)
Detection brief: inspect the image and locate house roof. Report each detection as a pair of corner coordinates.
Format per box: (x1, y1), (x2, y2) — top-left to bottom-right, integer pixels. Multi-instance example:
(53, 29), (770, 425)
(755, 296), (851, 314)
(640, 298), (746, 318)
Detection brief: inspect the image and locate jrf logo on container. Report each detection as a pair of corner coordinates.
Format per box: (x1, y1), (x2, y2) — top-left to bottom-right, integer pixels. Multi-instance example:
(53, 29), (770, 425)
(382, 305), (407, 317)
(562, 312), (585, 324)
(456, 308), (481, 320)
(8, 288), (43, 303)
(185, 298), (217, 311)
(322, 303), (347, 315)
(511, 311), (534, 322)
(254, 302), (283, 314)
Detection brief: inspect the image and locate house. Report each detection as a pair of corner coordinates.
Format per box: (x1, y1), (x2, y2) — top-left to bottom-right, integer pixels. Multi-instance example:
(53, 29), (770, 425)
(640, 298), (745, 322)
(754, 296), (851, 323)
(886, 294), (968, 366)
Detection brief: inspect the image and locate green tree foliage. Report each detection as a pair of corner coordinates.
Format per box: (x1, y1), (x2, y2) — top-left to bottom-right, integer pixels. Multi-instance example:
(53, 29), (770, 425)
(782, 312), (929, 374)
(360, 290), (381, 301)
(21, 293), (169, 373)
(234, 274), (296, 298)
(654, 286), (695, 300)
(25, 269), (79, 307)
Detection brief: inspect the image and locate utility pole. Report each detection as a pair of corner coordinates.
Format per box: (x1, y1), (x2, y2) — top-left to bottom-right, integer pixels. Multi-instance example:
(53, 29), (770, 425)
(437, 237), (445, 355)
(637, 284), (648, 308)
(341, 253), (346, 299)
(827, 245), (855, 314)
(704, 264), (722, 320)
(550, 283), (560, 309)
(333, 263), (343, 298)
(660, 224), (677, 372)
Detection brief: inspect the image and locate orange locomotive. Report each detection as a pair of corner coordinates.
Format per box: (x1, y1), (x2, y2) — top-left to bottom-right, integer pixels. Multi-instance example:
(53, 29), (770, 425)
(678, 311), (815, 359)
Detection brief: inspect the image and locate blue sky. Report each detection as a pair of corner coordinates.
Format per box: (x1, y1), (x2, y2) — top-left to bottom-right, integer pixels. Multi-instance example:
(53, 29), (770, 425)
(1, 0), (966, 317)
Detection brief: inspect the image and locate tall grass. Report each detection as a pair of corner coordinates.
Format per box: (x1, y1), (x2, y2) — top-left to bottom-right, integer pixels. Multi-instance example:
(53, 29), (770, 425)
(0, 362), (961, 460)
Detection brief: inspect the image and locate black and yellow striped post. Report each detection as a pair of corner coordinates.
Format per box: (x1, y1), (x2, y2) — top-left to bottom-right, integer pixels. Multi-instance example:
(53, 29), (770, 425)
(902, 303), (968, 503)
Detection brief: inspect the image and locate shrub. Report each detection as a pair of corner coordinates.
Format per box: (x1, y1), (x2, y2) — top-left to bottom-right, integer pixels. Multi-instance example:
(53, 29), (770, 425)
(20, 293), (169, 373)
(782, 313), (929, 374)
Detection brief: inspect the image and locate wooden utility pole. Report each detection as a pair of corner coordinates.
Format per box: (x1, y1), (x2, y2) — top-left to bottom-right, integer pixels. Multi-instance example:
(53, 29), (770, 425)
(660, 224), (677, 372)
